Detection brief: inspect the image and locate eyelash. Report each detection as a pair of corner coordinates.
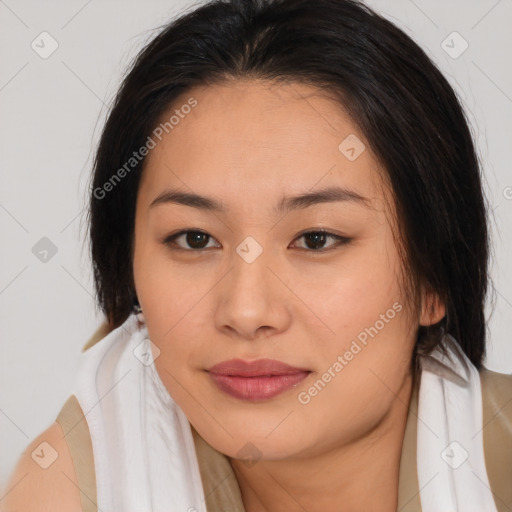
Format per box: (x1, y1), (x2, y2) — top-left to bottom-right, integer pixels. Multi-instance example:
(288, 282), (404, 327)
(162, 229), (351, 253)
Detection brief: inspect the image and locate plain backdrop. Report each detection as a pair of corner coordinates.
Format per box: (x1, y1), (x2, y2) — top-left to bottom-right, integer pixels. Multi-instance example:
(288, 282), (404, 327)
(1, 0), (511, 490)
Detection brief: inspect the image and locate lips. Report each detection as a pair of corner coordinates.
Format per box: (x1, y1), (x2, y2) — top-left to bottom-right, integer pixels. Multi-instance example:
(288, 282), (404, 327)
(207, 358), (311, 401)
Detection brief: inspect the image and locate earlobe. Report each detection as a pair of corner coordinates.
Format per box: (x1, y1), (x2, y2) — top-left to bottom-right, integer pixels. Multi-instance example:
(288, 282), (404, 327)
(419, 290), (446, 326)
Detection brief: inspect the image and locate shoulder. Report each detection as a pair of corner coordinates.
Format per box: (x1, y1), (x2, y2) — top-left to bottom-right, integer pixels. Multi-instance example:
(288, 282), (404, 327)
(479, 367), (512, 510)
(81, 320), (113, 352)
(479, 366), (512, 406)
(1, 421), (83, 512)
(479, 366), (512, 430)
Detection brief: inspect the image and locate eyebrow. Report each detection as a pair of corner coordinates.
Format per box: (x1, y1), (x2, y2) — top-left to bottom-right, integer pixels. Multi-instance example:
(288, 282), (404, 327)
(149, 186), (370, 214)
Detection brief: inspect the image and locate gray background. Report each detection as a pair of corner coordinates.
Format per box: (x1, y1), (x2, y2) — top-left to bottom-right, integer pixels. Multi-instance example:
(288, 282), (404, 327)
(1, 0), (511, 490)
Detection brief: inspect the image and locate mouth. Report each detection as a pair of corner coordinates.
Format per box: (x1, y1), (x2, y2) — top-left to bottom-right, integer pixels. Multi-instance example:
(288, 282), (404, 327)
(207, 358), (312, 401)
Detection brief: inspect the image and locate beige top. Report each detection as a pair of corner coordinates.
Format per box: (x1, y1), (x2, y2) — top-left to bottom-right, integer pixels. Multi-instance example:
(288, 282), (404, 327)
(56, 323), (512, 512)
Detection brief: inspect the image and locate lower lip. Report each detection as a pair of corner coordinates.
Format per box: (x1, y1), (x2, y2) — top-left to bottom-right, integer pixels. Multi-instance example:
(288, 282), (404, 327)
(208, 371), (310, 401)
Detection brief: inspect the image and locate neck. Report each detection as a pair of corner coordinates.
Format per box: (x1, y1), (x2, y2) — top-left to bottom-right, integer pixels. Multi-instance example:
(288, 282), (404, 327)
(229, 372), (415, 512)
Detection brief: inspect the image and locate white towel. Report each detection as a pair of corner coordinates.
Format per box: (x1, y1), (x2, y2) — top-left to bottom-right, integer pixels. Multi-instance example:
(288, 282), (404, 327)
(417, 335), (497, 512)
(72, 312), (498, 512)
(73, 312), (207, 512)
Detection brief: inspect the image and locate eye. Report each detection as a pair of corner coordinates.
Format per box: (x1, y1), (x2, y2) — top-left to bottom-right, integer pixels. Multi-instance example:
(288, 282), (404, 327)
(163, 230), (220, 251)
(162, 229), (351, 252)
(290, 230), (351, 251)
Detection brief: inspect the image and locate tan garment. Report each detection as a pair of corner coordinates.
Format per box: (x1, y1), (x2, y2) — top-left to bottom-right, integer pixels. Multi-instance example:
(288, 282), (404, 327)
(55, 324), (512, 512)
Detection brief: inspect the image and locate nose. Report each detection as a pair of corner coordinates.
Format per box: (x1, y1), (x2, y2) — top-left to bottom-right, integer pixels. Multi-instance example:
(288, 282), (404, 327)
(214, 247), (292, 342)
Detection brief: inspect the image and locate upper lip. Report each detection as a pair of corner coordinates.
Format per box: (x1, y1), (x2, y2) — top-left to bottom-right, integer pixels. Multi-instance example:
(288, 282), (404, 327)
(207, 358), (310, 377)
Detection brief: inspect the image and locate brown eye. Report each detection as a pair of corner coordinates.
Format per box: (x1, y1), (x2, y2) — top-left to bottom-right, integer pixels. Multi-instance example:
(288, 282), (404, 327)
(291, 231), (351, 251)
(185, 232), (210, 249)
(163, 229), (350, 253)
(164, 230), (220, 251)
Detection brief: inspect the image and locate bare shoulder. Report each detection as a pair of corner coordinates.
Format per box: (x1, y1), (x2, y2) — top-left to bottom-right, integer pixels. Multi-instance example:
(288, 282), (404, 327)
(1, 421), (82, 512)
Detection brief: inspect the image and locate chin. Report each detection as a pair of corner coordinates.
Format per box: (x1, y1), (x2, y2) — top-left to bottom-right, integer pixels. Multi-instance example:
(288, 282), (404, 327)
(196, 417), (315, 462)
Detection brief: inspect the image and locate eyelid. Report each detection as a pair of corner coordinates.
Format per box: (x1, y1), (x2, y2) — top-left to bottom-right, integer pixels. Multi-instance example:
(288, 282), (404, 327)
(289, 229), (351, 251)
(162, 229), (220, 251)
(162, 228), (351, 252)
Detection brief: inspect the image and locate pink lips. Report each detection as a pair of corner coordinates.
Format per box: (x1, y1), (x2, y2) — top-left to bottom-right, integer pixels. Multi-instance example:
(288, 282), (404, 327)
(207, 358), (311, 401)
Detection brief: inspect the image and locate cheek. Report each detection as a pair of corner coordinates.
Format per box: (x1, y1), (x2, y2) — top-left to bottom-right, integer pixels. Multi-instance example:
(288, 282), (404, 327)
(303, 243), (405, 343)
(134, 239), (203, 334)
(133, 245), (207, 396)
(305, 238), (413, 394)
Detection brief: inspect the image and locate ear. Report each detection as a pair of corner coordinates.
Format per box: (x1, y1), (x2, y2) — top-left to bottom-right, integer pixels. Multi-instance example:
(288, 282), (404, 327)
(419, 287), (446, 326)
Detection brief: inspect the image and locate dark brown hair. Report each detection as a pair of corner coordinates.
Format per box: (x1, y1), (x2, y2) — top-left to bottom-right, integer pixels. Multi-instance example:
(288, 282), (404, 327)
(88, 0), (491, 368)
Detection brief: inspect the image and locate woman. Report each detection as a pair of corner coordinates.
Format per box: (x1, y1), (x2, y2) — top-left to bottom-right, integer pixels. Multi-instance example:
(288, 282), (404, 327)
(3, 0), (511, 511)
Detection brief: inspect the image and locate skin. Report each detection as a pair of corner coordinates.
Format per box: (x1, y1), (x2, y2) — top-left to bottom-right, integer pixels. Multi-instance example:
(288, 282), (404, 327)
(132, 79), (445, 512)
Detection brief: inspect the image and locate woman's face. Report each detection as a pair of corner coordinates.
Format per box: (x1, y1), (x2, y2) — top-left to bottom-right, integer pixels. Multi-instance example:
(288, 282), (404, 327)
(133, 79), (431, 461)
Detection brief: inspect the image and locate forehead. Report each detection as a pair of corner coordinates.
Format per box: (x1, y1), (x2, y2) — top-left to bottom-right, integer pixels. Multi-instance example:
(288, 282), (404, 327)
(138, 79), (386, 210)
